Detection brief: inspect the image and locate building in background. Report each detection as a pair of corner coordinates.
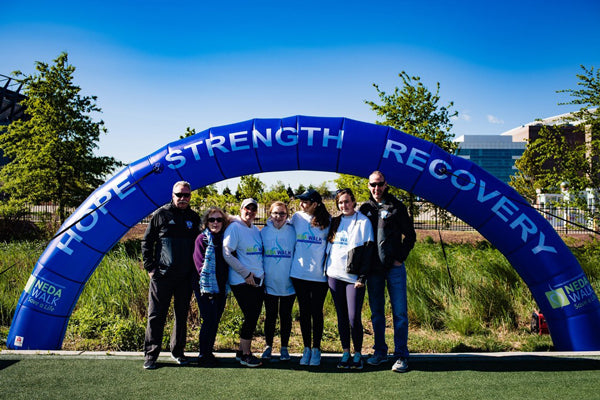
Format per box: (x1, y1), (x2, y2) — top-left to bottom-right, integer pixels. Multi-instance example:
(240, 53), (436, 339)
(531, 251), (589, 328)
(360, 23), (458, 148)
(0, 74), (28, 166)
(454, 134), (525, 183)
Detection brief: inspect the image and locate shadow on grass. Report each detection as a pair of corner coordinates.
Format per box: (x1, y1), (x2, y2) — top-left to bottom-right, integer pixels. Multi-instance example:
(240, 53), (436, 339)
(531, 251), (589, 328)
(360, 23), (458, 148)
(165, 354), (600, 373)
(0, 360), (19, 371)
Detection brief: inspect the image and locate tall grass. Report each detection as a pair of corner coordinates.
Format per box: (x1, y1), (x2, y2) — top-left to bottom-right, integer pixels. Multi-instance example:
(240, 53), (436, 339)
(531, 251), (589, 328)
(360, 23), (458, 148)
(2, 237), (599, 352)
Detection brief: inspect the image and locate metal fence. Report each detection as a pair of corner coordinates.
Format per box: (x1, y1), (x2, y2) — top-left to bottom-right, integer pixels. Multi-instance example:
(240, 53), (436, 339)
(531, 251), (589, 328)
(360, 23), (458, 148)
(20, 201), (599, 236)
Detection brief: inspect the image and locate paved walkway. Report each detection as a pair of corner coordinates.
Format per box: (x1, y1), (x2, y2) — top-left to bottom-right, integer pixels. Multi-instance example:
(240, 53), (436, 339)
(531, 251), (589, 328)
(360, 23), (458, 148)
(2, 349), (600, 361)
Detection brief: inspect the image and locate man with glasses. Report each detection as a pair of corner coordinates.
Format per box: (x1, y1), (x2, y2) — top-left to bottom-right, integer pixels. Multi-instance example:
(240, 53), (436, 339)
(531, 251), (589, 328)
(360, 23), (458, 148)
(359, 171), (416, 373)
(141, 181), (201, 369)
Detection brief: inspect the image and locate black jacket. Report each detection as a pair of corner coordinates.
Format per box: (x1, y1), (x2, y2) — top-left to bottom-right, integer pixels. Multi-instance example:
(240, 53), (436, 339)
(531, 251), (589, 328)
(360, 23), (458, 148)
(141, 202), (201, 278)
(326, 213), (375, 284)
(359, 192), (416, 275)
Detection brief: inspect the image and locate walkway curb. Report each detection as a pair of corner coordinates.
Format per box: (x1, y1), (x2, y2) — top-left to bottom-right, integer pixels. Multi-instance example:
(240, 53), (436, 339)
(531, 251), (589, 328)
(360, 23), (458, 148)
(2, 349), (600, 361)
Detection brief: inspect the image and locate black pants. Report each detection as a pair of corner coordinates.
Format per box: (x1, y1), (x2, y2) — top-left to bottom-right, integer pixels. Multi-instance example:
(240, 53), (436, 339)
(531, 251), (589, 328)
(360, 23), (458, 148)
(264, 293), (296, 347)
(144, 275), (192, 361)
(291, 278), (329, 349)
(195, 289), (227, 357)
(231, 283), (264, 340)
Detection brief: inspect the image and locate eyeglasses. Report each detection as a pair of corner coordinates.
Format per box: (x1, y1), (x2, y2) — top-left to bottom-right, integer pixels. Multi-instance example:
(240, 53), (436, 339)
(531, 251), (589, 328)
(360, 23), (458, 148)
(173, 192), (191, 198)
(271, 212), (287, 217)
(207, 217), (223, 223)
(369, 181), (386, 188)
(245, 205), (258, 212)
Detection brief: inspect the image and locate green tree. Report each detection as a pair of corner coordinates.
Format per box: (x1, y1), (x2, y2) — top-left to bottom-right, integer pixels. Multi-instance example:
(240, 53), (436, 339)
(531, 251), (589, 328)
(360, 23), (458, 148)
(514, 125), (588, 194)
(333, 174), (370, 202)
(295, 184), (306, 196)
(512, 65), (600, 209)
(180, 127), (196, 139)
(0, 53), (122, 223)
(558, 65), (600, 191)
(314, 182), (332, 199)
(365, 71), (458, 152)
(262, 180), (291, 205)
(363, 71), (458, 217)
(236, 175), (265, 201)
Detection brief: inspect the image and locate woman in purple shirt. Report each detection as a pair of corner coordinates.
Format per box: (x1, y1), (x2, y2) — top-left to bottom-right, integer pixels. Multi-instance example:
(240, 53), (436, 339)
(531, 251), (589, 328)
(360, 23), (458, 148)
(193, 206), (230, 367)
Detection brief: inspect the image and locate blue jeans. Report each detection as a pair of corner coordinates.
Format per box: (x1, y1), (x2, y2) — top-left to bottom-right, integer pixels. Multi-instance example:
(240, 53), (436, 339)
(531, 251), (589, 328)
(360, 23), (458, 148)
(367, 263), (409, 359)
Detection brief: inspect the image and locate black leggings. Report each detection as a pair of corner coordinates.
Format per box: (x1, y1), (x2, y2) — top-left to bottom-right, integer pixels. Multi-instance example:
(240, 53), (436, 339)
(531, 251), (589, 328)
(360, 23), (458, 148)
(231, 283), (264, 340)
(264, 294), (296, 347)
(291, 278), (329, 349)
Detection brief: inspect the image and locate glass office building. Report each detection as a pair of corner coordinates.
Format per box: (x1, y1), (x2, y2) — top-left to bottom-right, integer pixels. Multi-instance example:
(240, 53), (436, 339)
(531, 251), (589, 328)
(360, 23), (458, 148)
(454, 135), (526, 184)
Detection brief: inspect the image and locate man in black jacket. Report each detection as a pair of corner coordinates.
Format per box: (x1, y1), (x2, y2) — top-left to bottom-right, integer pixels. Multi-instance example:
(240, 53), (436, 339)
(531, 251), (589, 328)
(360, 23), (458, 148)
(359, 171), (416, 373)
(141, 181), (201, 370)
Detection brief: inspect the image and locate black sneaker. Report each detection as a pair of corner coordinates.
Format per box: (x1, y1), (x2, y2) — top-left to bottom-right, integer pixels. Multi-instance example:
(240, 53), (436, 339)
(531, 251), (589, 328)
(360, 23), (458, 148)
(235, 350), (243, 361)
(240, 354), (262, 367)
(198, 354), (218, 368)
(143, 359), (157, 370)
(171, 354), (190, 365)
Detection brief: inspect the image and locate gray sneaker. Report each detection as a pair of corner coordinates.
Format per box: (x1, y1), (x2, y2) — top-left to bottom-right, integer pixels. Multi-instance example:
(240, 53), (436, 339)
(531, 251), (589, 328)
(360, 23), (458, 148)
(367, 353), (387, 366)
(392, 357), (409, 373)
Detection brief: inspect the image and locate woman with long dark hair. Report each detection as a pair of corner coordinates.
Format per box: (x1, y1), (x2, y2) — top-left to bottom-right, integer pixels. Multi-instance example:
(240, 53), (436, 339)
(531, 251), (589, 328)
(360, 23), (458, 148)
(325, 188), (374, 370)
(290, 189), (331, 366)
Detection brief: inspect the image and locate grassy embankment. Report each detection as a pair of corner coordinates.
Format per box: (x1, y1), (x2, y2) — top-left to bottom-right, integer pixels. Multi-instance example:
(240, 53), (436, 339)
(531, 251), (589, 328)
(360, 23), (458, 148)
(2, 235), (599, 353)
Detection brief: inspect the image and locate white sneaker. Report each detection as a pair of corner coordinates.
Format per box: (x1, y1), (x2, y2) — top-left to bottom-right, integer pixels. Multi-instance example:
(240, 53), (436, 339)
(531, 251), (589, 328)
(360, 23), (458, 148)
(261, 346), (272, 360)
(299, 347), (311, 365)
(392, 357), (409, 373)
(309, 348), (321, 366)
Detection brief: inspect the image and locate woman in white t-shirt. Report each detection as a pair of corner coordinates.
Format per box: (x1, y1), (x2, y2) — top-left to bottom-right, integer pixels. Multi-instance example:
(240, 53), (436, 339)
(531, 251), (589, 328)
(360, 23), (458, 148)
(223, 198), (264, 368)
(325, 188), (374, 371)
(260, 201), (296, 362)
(290, 189), (331, 367)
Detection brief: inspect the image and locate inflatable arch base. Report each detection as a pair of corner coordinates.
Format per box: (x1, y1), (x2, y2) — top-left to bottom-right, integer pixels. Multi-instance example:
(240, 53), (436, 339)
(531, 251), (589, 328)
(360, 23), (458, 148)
(7, 116), (600, 351)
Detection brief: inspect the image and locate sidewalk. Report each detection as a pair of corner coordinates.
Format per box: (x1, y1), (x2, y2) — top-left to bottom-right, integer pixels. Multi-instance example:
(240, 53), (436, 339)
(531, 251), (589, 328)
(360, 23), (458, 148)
(2, 349), (600, 361)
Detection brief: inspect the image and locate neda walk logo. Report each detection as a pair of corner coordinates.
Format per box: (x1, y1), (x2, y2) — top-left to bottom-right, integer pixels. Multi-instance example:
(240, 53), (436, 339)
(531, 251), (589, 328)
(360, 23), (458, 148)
(24, 275), (64, 312)
(545, 274), (597, 310)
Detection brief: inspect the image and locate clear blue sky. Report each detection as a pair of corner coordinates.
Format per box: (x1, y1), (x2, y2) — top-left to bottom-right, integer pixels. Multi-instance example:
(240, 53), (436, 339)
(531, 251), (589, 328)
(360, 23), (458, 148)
(3, 0), (599, 192)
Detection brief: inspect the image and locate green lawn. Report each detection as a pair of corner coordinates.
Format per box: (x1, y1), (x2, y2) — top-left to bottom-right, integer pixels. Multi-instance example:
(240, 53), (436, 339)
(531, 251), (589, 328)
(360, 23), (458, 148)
(1, 353), (599, 400)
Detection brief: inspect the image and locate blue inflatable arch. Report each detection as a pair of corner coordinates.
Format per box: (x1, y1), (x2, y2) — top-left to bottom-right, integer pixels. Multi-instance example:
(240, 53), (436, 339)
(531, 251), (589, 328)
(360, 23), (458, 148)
(7, 116), (600, 351)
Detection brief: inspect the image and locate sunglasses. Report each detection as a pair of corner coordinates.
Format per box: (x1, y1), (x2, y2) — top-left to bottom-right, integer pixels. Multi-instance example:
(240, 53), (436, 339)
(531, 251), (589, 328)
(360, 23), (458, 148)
(369, 181), (386, 188)
(207, 217), (223, 223)
(173, 192), (191, 198)
(245, 205), (258, 212)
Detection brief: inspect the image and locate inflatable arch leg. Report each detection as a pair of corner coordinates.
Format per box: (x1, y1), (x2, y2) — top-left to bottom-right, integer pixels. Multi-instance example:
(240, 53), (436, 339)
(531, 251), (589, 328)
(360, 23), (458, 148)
(7, 116), (600, 350)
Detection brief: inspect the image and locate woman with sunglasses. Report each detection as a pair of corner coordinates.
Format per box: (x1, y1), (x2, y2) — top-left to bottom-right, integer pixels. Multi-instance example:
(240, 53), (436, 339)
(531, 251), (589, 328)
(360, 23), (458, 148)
(260, 201), (296, 362)
(325, 188), (374, 370)
(193, 207), (230, 367)
(223, 198), (264, 367)
(290, 189), (331, 366)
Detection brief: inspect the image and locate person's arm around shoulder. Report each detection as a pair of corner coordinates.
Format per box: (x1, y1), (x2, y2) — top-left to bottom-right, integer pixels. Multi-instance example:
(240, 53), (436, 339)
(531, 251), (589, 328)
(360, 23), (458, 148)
(222, 223), (255, 285)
